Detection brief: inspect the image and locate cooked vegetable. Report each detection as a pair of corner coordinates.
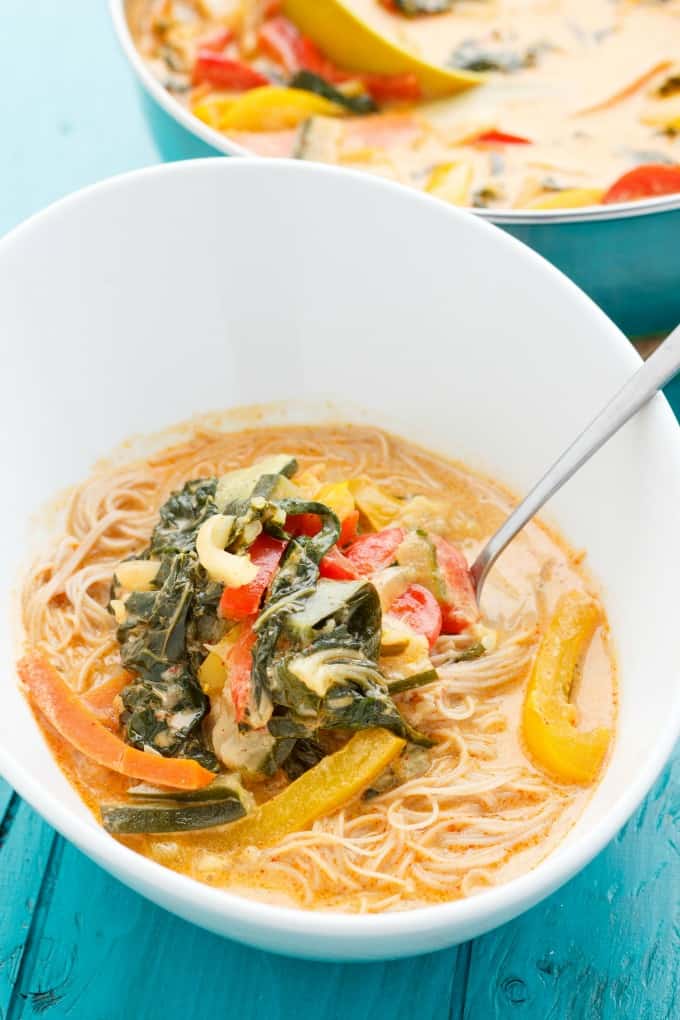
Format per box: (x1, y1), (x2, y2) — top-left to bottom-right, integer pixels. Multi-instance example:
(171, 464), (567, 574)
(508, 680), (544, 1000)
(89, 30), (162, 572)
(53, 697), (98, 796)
(192, 52), (270, 90)
(83, 673), (130, 729)
(114, 478), (222, 768)
(602, 164), (680, 204)
(218, 86), (347, 131)
(380, 618), (438, 693)
(102, 800), (241, 834)
(173, 728), (405, 852)
(388, 583), (442, 649)
(361, 72), (421, 102)
(19, 654), (215, 790)
(387, 0), (454, 16)
(522, 591), (611, 784)
(449, 41), (539, 74)
(115, 559), (161, 592)
(347, 477), (401, 530)
(294, 115), (344, 161)
(526, 188), (604, 210)
(215, 454), (297, 513)
(218, 533), (287, 619)
(196, 514), (260, 587)
(291, 70), (377, 114)
(222, 624), (255, 724)
(345, 526), (407, 575)
(258, 14), (330, 76)
(283, 578), (382, 658)
(426, 162), (473, 205)
(315, 480), (356, 523)
(319, 545), (360, 579)
(473, 130), (531, 146)
(430, 535), (479, 633)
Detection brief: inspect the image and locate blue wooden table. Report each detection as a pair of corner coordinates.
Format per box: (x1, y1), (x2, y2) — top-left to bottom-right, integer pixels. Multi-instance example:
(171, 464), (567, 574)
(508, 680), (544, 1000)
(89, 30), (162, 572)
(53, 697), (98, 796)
(1, 3), (678, 1017)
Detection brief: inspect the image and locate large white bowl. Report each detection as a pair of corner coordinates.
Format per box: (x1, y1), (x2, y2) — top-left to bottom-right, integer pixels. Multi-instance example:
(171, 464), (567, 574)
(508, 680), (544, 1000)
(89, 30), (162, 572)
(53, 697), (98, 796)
(0, 159), (678, 961)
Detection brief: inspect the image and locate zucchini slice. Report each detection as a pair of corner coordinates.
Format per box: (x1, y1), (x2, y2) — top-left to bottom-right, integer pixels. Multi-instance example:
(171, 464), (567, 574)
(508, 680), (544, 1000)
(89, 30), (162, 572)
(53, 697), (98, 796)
(103, 774), (253, 833)
(101, 796), (247, 834)
(294, 116), (344, 161)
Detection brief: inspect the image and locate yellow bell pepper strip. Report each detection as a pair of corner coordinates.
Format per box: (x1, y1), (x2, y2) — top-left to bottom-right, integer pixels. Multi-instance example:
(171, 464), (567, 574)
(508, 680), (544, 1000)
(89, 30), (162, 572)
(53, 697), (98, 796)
(219, 86), (346, 131)
(522, 591), (612, 785)
(192, 93), (237, 131)
(19, 654), (215, 790)
(525, 188), (604, 211)
(315, 480), (355, 522)
(426, 162), (473, 206)
(347, 476), (402, 530)
(169, 728), (405, 853)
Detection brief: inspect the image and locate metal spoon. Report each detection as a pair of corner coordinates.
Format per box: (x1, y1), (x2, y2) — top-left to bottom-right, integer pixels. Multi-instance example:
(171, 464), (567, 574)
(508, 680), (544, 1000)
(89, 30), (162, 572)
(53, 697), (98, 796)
(471, 323), (680, 599)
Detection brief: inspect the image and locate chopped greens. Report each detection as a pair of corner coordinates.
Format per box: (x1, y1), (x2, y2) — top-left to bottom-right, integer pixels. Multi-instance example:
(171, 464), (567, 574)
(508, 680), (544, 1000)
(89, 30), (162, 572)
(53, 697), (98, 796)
(391, 0), (454, 14)
(109, 451), (484, 821)
(290, 71), (377, 115)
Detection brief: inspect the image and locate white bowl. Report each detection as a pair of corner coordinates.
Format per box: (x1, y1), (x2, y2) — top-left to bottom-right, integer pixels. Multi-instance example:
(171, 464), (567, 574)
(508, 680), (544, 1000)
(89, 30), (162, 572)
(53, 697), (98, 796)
(0, 159), (678, 961)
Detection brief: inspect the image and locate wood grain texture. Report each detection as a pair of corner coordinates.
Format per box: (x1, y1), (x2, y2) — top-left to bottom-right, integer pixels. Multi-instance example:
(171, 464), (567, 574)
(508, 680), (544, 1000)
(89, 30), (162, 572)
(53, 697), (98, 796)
(462, 752), (680, 1020)
(2, 817), (460, 1020)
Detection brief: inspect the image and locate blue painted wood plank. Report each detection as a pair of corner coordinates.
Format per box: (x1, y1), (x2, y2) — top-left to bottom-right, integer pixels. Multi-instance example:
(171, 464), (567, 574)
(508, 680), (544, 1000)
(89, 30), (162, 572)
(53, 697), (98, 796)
(461, 750), (680, 1020)
(0, 0), (161, 238)
(0, 798), (59, 1020)
(6, 813), (460, 1020)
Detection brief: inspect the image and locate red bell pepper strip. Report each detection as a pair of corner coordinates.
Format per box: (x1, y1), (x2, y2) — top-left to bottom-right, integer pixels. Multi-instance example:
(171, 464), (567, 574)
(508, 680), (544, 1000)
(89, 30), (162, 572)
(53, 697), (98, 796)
(345, 527), (406, 576)
(431, 535), (479, 634)
(362, 72), (421, 102)
(219, 534), (287, 620)
(228, 624), (257, 723)
(287, 510), (358, 547)
(192, 52), (270, 90)
(258, 15), (328, 75)
(473, 129), (531, 146)
(198, 27), (234, 52)
(285, 512), (322, 538)
(319, 546), (360, 580)
(602, 164), (680, 204)
(389, 584), (442, 649)
(339, 509), (359, 547)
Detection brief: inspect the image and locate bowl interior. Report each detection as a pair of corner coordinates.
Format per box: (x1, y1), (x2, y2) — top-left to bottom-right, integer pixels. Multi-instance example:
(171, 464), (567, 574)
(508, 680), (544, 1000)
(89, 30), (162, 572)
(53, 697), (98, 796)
(1, 160), (679, 958)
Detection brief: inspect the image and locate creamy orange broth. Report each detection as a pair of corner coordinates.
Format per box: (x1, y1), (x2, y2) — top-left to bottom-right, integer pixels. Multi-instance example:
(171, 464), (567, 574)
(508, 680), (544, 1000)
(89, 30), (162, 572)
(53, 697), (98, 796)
(130, 0), (680, 209)
(22, 424), (617, 912)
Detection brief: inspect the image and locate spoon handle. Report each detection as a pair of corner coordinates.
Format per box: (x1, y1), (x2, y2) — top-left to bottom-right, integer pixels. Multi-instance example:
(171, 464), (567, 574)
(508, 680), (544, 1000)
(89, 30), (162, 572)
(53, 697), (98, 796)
(471, 323), (680, 596)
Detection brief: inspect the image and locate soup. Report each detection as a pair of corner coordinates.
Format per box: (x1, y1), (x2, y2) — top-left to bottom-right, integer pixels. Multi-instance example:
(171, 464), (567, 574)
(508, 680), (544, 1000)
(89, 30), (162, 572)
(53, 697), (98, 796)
(19, 423), (616, 912)
(129, 0), (680, 210)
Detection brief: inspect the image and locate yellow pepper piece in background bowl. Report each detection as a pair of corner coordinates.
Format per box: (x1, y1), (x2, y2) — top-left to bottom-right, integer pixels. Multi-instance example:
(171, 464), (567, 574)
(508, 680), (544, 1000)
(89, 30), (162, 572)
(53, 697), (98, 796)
(219, 86), (347, 132)
(522, 590), (611, 784)
(426, 162), (474, 207)
(525, 188), (605, 211)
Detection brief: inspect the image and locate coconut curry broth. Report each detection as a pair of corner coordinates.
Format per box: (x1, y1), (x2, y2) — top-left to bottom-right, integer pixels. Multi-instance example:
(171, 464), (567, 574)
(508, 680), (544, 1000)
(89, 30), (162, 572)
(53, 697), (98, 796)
(131, 0), (680, 209)
(26, 425), (617, 910)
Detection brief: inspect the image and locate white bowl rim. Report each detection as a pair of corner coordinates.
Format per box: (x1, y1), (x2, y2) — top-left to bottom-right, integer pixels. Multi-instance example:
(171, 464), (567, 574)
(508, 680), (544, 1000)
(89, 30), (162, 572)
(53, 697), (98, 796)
(1, 156), (680, 949)
(109, 0), (680, 227)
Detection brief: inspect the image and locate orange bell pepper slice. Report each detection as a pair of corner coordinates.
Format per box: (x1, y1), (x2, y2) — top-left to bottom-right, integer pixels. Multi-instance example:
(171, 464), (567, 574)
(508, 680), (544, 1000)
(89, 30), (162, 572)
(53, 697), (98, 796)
(19, 654), (215, 790)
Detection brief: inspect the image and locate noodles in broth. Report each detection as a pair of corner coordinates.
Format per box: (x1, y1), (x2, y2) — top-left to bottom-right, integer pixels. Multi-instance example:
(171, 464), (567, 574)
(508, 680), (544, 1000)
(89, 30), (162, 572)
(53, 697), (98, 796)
(20, 423), (616, 912)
